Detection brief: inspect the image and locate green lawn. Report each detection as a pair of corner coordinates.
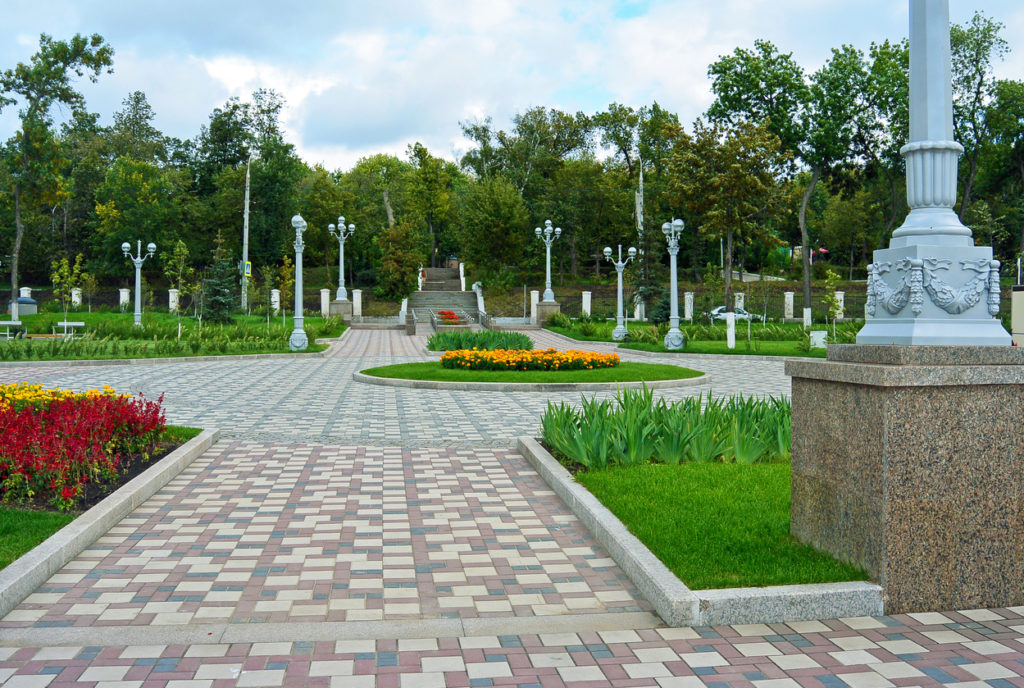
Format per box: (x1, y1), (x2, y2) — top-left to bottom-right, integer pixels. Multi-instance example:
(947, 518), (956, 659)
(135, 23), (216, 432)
(577, 463), (868, 589)
(0, 508), (76, 570)
(620, 340), (826, 357)
(361, 361), (703, 383)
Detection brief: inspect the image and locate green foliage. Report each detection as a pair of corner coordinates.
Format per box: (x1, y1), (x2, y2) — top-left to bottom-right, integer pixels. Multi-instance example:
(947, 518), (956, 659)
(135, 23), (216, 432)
(544, 311), (572, 328)
(50, 253), (83, 316)
(540, 390), (791, 470)
(375, 220), (423, 301)
(426, 330), (532, 352)
(457, 176), (529, 280)
(203, 232), (237, 324)
(162, 240), (198, 313)
(276, 255), (295, 316)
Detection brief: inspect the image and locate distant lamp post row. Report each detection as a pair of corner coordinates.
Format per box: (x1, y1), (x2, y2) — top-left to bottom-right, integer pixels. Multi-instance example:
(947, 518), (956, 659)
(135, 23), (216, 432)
(661, 218), (685, 350)
(122, 240), (156, 327)
(535, 220), (561, 303)
(328, 216), (355, 301)
(603, 245), (636, 341)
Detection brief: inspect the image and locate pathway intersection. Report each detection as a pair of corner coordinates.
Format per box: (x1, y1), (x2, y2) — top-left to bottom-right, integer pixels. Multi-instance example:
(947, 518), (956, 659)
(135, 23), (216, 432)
(0, 330), (1022, 686)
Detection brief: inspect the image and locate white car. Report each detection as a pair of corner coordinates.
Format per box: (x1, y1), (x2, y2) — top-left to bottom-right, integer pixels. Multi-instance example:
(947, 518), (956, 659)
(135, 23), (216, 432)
(706, 306), (765, 323)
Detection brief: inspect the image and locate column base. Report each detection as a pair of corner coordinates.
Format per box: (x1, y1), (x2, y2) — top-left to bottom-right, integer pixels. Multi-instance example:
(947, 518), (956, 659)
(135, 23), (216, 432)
(329, 300), (353, 321)
(536, 301), (561, 326)
(288, 330), (308, 351)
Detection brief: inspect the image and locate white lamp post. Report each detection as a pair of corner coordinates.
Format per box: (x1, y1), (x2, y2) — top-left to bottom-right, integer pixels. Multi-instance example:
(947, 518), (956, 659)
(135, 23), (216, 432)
(240, 151), (257, 311)
(535, 219), (561, 303)
(328, 216), (355, 301)
(604, 244), (636, 341)
(662, 218), (685, 350)
(122, 240), (156, 327)
(289, 215), (308, 351)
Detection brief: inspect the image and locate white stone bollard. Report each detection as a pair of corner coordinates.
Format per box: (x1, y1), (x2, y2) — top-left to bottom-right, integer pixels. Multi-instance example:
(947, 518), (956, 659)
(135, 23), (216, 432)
(19, 287), (31, 298)
(726, 312), (736, 349)
(684, 292), (694, 321)
(735, 292), (745, 311)
(581, 291), (592, 317)
(71, 288), (82, 308)
(119, 288), (131, 311)
(530, 290), (539, 324)
(168, 289), (179, 313)
(810, 331), (828, 349)
(835, 291), (845, 320)
(320, 289), (330, 317)
(352, 289), (362, 318)
(399, 298), (408, 320)
(270, 289), (281, 315)
(634, 303), (642, 321)
(803, 307), (812, 329)
(784, 292), (794, 319)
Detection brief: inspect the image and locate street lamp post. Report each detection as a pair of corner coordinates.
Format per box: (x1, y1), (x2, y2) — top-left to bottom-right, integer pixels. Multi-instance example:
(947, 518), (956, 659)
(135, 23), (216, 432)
(603, 244), (636, 341)
(289, 215), (308, 351)
(328, 216), (355, 301)
(662, 218), (685, 350)
(122, 240), (156, 327)
(240, 151), (256, 311)
(535, 219), (561, 303)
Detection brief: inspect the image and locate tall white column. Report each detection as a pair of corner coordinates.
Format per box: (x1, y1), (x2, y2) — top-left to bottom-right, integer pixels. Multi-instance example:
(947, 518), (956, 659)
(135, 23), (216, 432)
(581, 291), (592, 317)
(71, 288), (81, 308)
(530, 290), (539, 324)
(835, 291), (845, 320)
(735, 292), (745, 311)
(684, 292), (694, 321)
(168, 289), (179, 313)
(352, 289), (362, 318)
(320, 289), (330, 317)
(857, 0), (1009, 345)
(784, 292), (794, 319)
(119, 289), (131, 311)
(270, 289), (281, 315)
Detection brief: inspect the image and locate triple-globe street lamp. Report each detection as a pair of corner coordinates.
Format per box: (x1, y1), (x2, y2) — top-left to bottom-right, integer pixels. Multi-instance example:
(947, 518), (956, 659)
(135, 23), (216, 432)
(603, 244), (636, 341)
(122, 240), (156, 327)
(328, 217), (355, 301)
(289, 215), (308, 351)
(535, 220), (561, 303)
(661, 218), (686, 350)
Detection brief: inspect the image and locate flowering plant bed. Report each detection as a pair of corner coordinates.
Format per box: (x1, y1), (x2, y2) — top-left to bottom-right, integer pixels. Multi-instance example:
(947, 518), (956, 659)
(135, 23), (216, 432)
(441, 347), (619, 371)
(436, 310), (461, 324)
(0, 383), (167, 511)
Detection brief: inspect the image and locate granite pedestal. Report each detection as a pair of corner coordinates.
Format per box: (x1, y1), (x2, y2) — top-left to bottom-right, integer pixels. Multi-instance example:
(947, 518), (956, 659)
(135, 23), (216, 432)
(786, 345), (1024, 614)
(536, 301), (561, 326)
(329, 299), (353, 321)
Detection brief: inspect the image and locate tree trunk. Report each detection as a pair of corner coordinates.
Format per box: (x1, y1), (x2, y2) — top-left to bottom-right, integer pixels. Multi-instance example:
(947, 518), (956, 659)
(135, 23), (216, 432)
(568, 234), (578, 277)
(382, 190), (395, 228)
(10, 186), (24, 320)
(798, 167), (821, 309)
(427, 217), (437, 267)
(958, 153), (980, 221)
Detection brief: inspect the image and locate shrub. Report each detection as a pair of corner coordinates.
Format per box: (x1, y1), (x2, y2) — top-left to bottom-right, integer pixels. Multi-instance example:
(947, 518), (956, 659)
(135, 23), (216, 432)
(426, 330), (532, 352)
(545, 312), (572, 328)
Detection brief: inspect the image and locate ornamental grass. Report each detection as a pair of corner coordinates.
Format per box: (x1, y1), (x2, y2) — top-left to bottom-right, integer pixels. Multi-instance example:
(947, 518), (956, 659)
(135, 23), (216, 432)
(441, 347), (619, 371)
(0, 383), (166, 511)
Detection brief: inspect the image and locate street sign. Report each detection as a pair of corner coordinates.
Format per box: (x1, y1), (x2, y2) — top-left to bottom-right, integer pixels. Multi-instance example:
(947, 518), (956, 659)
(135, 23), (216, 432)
(244, 261), (252, 277)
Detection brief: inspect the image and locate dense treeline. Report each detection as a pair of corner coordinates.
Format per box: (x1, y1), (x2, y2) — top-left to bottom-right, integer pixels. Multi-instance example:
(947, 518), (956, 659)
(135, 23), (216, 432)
(2, 13), (1021, 312)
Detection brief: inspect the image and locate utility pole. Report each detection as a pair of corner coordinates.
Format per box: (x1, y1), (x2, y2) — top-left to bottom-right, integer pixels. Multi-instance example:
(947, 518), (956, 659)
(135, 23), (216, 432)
(241, 152), (255, 310)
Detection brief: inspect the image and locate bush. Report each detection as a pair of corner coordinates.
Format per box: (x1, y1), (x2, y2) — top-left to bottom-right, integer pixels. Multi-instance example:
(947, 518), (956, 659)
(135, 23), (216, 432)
(545, 311), (572, 328)
(426, 330), (533, 352)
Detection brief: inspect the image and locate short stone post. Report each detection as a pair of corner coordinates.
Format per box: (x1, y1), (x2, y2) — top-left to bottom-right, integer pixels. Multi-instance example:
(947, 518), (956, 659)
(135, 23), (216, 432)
(119, 288), (131, 311)
(320, 289), (330, 317)
(634, 302), (643, 321)
(459, 263), (465, 291)
(684, 292), (694, 321)
(726, 312), (736, 349)
(784, 292), (794, 319)
(399, 298), (408, 321)
(352, 289), (362, 318)
(168, 289), (179, 313)
(19, 287), (31, 299)
(270, 289), (281, 315)
(71, 288), (82, 308)
(530, 290), (539, 324)
(1012, 286), (1023, 346)
(581, 291), (592, 317)
(835, 291), (845, 320)
(803, 307), (812, 329)
(735, 292), (745, 311)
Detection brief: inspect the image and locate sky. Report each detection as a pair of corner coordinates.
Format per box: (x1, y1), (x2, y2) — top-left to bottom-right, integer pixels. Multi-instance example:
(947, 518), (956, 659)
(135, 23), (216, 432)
(1, 0), (1022, 172)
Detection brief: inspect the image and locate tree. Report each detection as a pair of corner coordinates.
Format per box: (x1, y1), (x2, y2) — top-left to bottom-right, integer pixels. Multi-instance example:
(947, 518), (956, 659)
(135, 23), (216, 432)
(951, 12), (1009, 220)
(457, 176), (529, 283)
(669, 118), (790, 311)
(163, 239), (197, 317)
(0, 33), (114, 319)
(375, 220), (424, 301)
(109, 90), (166, 163)
(204, 230), (236, 324)
(50, 252), (83, 320)
(407, 142), (454, 267)
(988, 79), (1024, 253)
(276, 254), (294, 322)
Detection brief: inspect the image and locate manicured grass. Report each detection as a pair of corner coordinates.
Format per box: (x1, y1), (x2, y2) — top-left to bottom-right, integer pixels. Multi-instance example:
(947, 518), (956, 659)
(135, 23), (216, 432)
(576, 463), (868, 589)
(620, 340), (826, 358)
(361, 361), (702, 383)
(0, 508), (76, 570)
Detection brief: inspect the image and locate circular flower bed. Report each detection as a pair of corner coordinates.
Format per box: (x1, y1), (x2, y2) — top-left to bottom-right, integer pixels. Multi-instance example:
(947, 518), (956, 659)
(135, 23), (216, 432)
(441, 347), (619, 371)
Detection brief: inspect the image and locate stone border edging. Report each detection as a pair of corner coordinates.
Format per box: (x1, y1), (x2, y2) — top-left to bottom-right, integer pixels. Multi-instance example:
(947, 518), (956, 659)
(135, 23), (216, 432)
(516, 436), (883, 626)
(618, 346), (822, 363)
(0, 428), (219, 620)
(353, 370), (708, 392)
(0, 329), (351, 368)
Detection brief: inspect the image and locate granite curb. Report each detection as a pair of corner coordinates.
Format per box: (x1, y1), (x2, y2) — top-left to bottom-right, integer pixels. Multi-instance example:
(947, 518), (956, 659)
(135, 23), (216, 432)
(353, 370), (708, 392)
(786, 358), (1024, 386)
(516, 436), (883, 626)
(0, 428), (219, 620)
(0, 329), (351, 368)
(616, 346), (822, 363)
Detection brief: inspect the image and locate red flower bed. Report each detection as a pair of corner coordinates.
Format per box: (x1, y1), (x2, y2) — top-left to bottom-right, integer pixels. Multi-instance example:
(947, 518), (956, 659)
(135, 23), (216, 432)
(437, 309), (460, 324)
(0, 390), (166, 511)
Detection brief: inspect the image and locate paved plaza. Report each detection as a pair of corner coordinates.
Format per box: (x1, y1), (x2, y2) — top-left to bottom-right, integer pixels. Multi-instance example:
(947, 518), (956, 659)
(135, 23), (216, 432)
(1, 329), (1023, 686)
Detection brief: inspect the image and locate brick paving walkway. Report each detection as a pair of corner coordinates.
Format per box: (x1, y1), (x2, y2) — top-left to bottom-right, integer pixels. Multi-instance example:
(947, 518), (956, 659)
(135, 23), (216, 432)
(2, 330), (1024, 686)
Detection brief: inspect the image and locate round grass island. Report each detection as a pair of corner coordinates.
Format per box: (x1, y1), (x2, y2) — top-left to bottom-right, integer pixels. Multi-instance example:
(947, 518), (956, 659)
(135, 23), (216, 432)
(355, 359), (708, 392)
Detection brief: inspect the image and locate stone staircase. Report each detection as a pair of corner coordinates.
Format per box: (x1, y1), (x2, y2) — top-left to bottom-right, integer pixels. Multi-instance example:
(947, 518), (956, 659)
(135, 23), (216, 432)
(408, 288), (479, 328)
(422, 267), (461, 291)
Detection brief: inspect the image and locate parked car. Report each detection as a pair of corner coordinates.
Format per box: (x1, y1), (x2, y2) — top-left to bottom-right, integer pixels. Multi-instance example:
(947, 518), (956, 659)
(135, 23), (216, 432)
(705, 306), (765, 323)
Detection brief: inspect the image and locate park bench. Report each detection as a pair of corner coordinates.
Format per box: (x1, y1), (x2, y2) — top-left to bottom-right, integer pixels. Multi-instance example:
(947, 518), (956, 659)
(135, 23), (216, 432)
(0, 321), (22, 340)
(54, 321), (86, 340)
